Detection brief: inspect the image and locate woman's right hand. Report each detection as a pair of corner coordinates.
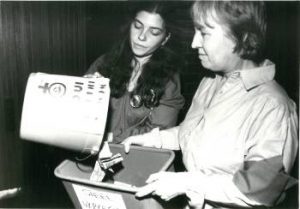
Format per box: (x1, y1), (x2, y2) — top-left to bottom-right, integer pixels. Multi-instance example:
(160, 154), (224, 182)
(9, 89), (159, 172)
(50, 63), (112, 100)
(122, 135), (149, 153)
(122, 128), (162, 153)
(0, 187), (21, 200)
(83, 72), (102, 78)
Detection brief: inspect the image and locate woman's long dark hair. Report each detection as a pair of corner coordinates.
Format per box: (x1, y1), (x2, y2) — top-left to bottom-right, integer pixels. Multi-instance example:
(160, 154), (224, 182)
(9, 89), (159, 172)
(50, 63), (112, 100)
(96, 2), (180, 108)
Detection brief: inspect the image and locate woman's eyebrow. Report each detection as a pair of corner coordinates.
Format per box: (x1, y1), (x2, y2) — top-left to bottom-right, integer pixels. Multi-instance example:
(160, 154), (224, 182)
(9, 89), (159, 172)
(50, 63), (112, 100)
(204, 20), (214, 29)
(150, 26), (164, 31)
(194, 22), (204, 30)
(134, 18), (144, 25)
(135, 18), (164, 31)
(195, 24), (214, 32)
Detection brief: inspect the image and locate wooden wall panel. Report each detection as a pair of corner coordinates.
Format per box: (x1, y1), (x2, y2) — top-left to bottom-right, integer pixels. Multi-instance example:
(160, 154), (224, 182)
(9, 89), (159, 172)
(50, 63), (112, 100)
(0, 2), (86, 206)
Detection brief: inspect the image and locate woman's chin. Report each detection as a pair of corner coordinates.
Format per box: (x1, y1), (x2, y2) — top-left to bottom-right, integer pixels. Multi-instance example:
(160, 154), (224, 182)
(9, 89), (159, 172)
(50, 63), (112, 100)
(133, 52), (148, 58)
(199, 59), (210, 69)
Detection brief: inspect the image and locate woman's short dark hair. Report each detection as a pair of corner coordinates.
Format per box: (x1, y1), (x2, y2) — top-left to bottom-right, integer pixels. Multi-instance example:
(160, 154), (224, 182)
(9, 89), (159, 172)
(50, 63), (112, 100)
(192, 1), (267, 63)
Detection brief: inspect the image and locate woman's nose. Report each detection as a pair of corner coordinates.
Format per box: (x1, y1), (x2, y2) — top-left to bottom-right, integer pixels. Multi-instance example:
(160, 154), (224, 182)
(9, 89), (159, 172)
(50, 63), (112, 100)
(191, 31), (202, 49)
(138, 30), (147, 41)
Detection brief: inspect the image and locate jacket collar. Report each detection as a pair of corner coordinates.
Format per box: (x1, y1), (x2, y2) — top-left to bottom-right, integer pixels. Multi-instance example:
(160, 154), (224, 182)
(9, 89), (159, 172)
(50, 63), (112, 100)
(239, 59), (275, 90)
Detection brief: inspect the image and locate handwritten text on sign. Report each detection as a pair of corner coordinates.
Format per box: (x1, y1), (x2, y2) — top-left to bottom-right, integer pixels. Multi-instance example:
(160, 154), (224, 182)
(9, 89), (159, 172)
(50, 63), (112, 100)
(72, 184), (127, 209)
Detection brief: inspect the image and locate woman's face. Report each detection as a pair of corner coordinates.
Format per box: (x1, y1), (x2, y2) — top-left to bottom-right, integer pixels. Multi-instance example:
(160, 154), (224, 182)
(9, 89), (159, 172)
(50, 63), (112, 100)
(130, 11), (169, 58)
(191, 12), (243, 74)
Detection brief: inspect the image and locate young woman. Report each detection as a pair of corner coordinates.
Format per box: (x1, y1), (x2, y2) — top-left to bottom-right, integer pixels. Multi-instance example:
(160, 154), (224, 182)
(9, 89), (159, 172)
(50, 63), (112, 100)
(85, 3), (185, 143)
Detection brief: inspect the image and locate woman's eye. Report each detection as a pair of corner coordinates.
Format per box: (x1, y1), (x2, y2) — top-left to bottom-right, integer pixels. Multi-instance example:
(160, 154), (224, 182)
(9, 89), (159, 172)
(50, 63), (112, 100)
(201, 31), (209, 37)
(134, 21), (142, 29)
(150, 29), (163, 36)
(195, 27), (209, 37)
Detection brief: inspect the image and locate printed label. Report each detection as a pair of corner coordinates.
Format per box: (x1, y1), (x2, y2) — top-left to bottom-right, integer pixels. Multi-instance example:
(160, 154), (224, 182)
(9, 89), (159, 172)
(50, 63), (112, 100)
(20, 73), (110, 152)
(72, 184), (127, 209)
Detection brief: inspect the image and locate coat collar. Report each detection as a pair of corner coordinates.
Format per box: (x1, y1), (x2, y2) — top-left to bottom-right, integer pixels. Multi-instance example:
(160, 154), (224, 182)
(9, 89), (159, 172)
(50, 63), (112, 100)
(238, 59), (275, 90)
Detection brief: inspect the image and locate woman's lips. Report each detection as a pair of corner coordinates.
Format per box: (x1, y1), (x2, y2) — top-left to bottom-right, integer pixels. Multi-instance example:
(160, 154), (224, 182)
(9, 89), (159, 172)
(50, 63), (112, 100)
(134, 42), (147, 49)
(198, 54), (207, 59)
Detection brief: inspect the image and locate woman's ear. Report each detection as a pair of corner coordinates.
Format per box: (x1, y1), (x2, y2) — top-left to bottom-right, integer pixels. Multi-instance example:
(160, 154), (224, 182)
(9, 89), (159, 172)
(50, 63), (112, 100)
(161, 33), (171, 46)
(239, 32), (260, 59)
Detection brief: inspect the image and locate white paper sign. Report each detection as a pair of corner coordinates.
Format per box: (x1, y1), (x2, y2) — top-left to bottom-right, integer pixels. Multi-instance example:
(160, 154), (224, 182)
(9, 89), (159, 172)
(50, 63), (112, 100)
(20, 72), (110, 154)
(72, 184), (127, 209)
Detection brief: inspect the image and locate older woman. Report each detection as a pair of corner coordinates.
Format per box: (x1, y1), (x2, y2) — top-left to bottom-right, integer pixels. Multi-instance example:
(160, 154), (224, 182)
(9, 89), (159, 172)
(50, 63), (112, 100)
(123, 1), (298, 208)
(85, 2), (184, 143)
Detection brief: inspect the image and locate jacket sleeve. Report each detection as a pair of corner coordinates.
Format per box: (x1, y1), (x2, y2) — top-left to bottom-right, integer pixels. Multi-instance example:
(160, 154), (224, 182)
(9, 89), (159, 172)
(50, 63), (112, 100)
(84, 55), (106, 76)
(113, 74), (185, 143)
(182, 99), (298, 208)
(148, 73), (185, 129)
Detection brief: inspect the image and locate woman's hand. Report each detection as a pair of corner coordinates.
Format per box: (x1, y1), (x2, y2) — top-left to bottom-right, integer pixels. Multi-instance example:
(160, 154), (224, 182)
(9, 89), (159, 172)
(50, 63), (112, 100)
(122, 128), (162, 153)
(107, 132), (113, 142)
(135, 172), (187, 201)
(0, 187), (21, 200)
(122, 135), (152, 153)
(83, 72), (102, 78)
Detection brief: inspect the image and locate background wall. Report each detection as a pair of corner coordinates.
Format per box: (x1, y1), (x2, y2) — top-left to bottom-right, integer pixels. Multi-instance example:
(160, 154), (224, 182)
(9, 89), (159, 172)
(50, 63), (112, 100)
(0, 1), (298, 208)
(0, 1), (86, 207)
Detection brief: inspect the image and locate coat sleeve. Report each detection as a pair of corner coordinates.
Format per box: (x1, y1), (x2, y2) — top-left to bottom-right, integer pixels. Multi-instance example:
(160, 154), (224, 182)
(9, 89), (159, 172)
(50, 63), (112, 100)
(182, 98), (298, 208)
(148, 73), (185, 129)
(84, 55), (106, 76)
(231, 99), (298, 207)
(113, 74), (185, 143)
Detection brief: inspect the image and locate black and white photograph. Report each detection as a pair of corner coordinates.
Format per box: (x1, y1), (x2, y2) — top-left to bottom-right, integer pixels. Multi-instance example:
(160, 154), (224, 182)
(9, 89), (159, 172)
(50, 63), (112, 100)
(0, 1), (299, 209)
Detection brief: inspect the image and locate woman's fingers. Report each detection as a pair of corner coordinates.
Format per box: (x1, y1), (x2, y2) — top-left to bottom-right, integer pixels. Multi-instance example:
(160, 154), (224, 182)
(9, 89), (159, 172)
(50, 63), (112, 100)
(122, 136), (145, 153)
(136, 182), (157, 197)
(137, 172), (185, 201)
(121, 137), (134, 153)
(94, 72), (102, 77)
(107, 132), (113, 142)
(0, 187), (21, 199)
(83, 72), (102, 78)
(122, 139), (132, 153)
(136, 178), (176, 201)
(146, 172), (164, 183)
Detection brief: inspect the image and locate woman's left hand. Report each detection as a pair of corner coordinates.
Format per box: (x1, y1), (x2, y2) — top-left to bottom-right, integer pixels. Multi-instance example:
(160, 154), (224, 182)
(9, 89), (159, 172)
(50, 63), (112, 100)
(136, 172), (187, 201)
(83, 72), (102, 78)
